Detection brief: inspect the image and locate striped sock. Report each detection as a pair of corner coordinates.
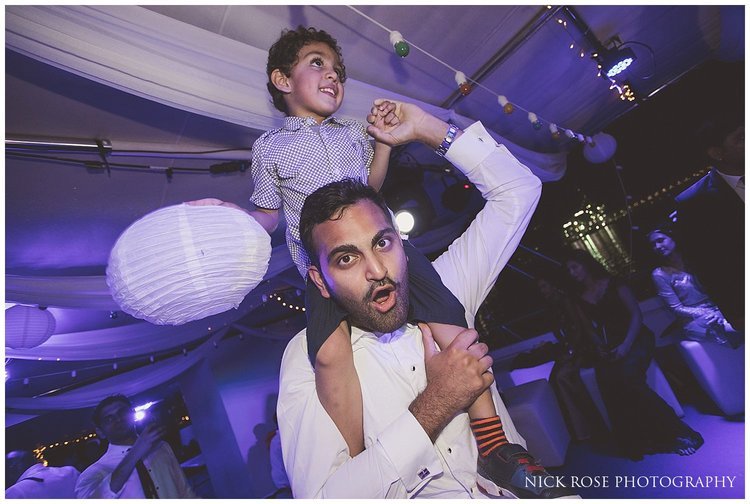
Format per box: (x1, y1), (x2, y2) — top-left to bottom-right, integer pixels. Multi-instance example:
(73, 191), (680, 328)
(470, 415), (508, 456)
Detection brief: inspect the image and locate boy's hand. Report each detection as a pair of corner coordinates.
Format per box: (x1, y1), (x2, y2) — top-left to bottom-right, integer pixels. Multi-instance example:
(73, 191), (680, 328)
(367, 100), (400, 143)
(367, 99), (453, 149)
(366, 99), (429, 146)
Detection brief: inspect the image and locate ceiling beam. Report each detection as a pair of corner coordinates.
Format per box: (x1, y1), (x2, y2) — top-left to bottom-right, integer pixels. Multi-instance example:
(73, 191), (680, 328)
(440, 5), (563, 110)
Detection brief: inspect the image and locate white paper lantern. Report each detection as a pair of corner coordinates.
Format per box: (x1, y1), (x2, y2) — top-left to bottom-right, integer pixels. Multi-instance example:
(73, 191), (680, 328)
(106, 204), (272, 325)
(583, 132), (618, 164)
(5, 305), (56, 349)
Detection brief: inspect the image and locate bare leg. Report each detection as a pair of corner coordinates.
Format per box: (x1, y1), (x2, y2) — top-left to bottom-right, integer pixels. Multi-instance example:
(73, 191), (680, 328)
(314, 320), (365, 456)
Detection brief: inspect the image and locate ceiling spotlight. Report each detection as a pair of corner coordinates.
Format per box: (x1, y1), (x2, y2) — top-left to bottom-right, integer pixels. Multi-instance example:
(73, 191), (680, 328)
(600, 46), (637, 78)
(394, 210), (415, 234)
(382, 178), (435, 238)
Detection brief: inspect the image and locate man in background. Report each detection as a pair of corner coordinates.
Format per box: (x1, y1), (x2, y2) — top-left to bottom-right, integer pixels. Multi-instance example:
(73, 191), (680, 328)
(5, 449), (79, 499)
(75, 394), (196, 498)
(675, 112), (744, 330)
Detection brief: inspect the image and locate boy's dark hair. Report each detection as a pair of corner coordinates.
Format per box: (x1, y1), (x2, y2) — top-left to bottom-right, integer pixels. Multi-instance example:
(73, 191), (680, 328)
(300, 178), (391, 268)
(266, 26), (347, 114)
(92, 394), (132, 427)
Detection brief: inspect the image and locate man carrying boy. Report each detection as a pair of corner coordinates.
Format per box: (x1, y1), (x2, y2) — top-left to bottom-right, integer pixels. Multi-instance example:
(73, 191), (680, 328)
(197, 26), (568, 497)
(278, 99), (576, 498)
(248, 26), (505, 467)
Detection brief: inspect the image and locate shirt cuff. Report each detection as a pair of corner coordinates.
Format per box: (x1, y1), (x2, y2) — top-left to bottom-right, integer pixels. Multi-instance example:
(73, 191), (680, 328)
(377, 411), (443, 492)
(444, 121), (497, 170)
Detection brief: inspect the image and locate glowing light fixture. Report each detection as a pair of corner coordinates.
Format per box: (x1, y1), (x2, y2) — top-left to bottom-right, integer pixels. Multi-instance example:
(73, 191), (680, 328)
(395, 210), (415, 234)
(134, 401), (155, 422)
(601, 47), (637, 78)
(107, 204), (271, 326)
(5, 305), (56, 349)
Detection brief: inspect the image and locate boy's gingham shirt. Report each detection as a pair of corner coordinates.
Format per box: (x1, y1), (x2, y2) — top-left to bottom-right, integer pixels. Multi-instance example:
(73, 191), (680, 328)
(250, 115), (373, 278)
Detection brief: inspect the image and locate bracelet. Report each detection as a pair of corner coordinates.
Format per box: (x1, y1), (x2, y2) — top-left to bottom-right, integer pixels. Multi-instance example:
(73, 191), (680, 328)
(435, 123), (459, 158)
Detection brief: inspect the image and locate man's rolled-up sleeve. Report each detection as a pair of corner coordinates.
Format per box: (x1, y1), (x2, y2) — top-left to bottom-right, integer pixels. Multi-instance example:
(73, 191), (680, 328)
(435, 121), (542, 321)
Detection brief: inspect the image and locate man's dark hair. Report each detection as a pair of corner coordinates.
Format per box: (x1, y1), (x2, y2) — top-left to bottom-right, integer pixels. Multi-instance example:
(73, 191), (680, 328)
(693, 109), (743, 155)
(92, 394), (132, 427)
(266, 26), (347, 114)
(300, 178), (391, 268)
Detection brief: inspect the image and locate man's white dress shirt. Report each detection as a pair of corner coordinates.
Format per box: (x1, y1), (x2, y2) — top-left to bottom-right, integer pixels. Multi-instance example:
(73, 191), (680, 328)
(75, 440), (196, 498)
(278, 121), (541, 498)
(6, 463), (79, 499)
(716, 169), (744, 202)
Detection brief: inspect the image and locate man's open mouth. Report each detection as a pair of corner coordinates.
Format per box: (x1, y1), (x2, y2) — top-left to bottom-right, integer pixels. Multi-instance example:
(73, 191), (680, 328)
(370, 284), (396, 313)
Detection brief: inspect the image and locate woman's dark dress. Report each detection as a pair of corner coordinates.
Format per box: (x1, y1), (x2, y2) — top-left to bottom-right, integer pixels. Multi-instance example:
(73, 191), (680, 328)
(579, 278), (694, 455)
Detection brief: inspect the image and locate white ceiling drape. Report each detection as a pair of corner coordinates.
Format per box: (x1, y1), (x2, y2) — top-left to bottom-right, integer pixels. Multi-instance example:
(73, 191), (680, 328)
(5, 329), (227, 411)
(5, 4), (566, 182)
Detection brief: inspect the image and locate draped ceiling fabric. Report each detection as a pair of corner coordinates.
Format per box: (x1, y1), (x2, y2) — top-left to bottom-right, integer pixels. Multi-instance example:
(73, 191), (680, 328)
(5, 5), (567, 182)
(5, 323), (293, 414)
(5, 329), (227, 412)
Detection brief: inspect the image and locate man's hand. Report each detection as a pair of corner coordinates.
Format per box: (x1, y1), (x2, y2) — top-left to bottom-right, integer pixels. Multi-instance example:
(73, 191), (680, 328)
(109, 424), (166, 493)
(409, 324), (494, 442)
(130, 424), (166, 460)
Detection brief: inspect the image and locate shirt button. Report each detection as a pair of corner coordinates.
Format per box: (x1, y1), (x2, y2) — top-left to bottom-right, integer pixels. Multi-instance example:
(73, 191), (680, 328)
(447, 448), (452, 454)
(411, 366), (416, 371)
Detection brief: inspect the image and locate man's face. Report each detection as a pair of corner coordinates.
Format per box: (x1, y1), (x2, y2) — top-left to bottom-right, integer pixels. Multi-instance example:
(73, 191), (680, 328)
(721, 125), (744, 166)
(709, 125), (744, 175)
(97, 401), (137, 445)
(308, 199), (410, 334)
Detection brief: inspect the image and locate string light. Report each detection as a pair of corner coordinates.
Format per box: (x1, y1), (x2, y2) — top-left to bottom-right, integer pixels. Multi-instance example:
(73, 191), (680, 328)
(389, 30), (410, 57)
(498, 95), (513, 114)
(454, 71), (472, 96)
(552, 11), (638, 102)
(34, 433), (99, 462)
(528, 112), (542, 130)
(549, 123), (561, 140)
(345, 5), (589, 142)
(269, 292), (306, 312)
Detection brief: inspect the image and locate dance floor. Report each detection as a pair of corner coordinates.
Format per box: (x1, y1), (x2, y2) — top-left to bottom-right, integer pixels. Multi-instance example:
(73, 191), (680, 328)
(548, 401), (745, 499)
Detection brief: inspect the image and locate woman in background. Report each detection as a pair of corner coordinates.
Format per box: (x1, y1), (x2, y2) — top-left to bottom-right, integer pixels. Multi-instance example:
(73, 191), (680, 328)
(535, 275), (607, 442)
(648, 226), (742, 348)
(564, 249), (703, 460)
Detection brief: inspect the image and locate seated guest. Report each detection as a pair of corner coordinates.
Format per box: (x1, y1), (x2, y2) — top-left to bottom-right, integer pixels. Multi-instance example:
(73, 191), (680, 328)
(563, 249), (703, 460)
(535, 275), (607, 441)
(648, 226), (742, 348)
(5, 450), (79, 499)
(75, 394), (196, 499)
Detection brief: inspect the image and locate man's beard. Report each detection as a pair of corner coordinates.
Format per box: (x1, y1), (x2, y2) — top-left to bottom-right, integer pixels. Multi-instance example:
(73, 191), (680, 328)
(329, 276), (410, 334)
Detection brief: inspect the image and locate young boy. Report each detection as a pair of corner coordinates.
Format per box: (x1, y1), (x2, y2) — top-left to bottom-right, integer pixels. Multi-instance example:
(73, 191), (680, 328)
(241, 26), (520, 491)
